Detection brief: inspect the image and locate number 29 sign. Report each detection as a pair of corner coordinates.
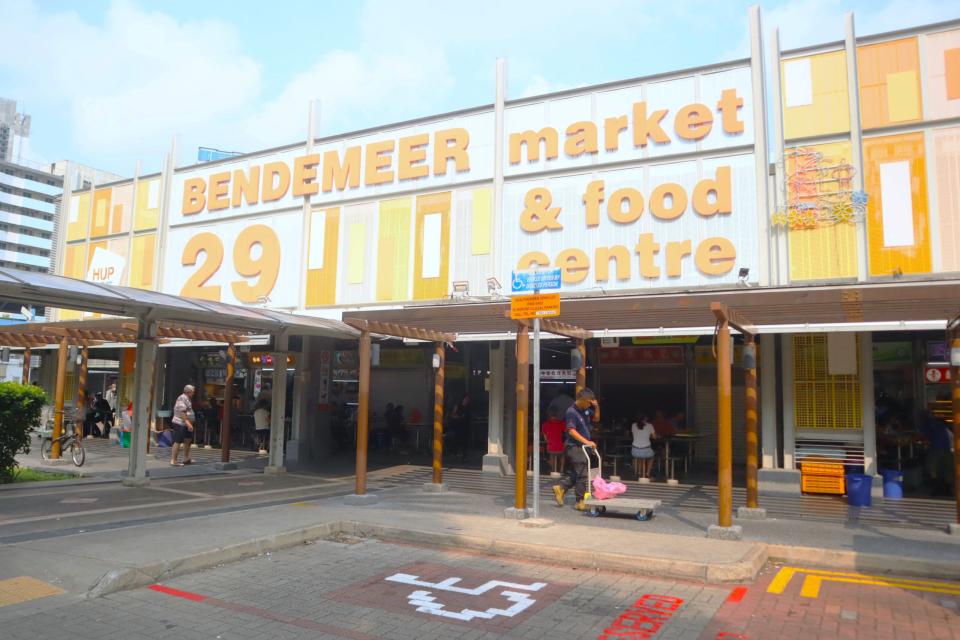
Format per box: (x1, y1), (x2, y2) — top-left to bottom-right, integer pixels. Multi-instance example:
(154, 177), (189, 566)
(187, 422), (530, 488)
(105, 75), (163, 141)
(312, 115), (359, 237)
(164, 212), (302, 308)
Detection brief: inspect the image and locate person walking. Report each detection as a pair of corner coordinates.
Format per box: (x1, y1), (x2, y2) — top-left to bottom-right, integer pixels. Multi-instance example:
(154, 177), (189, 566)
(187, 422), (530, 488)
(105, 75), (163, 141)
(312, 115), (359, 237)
(552, 388), (601, 511)
(631, 412), (657, 479)
(170, 385), (196, 466)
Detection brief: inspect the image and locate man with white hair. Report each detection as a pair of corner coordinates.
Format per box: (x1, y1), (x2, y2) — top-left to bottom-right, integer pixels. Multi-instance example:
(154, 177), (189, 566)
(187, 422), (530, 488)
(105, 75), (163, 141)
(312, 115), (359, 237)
(170, 384), (196, 466)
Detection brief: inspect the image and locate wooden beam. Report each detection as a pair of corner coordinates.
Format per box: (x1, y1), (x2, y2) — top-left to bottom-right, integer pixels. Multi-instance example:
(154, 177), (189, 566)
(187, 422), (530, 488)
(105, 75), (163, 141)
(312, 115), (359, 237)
(711, 302), (757, 336)
(345, 318), (456, 343)
(507, 314), (592, 340)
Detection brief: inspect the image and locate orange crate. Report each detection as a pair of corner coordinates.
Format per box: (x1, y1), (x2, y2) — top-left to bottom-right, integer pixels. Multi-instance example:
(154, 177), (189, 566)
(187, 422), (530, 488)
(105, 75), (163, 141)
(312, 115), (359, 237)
(801, 474), (845, 495)
(800, 461), (843, 478)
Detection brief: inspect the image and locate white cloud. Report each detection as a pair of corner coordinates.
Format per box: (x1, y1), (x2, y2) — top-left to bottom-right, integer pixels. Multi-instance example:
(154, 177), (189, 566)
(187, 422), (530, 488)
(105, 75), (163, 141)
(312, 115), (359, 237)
(0, 1), (261, 169)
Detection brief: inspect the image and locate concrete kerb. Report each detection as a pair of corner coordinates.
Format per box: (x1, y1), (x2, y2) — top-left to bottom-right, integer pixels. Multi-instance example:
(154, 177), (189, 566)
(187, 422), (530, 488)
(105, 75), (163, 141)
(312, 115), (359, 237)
(86, 518), (768, 600)
(765, 543), (960, 582)
(83, 517), (960, 600)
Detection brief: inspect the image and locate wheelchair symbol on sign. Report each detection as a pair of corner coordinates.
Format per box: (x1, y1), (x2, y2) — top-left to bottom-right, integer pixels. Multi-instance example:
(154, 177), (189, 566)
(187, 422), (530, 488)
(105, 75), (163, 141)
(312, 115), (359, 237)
(384, 572), (546, 622)
(512, 273), (526, 291)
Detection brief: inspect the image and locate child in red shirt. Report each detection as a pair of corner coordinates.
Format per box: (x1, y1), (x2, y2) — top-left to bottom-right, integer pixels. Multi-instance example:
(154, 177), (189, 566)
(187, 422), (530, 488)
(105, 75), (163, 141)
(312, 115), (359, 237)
(542, 408), (566, 474)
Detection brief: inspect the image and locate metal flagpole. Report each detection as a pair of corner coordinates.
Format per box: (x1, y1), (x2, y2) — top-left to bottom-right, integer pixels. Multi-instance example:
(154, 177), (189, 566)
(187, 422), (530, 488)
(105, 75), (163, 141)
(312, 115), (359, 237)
(532, 309), (541, 518)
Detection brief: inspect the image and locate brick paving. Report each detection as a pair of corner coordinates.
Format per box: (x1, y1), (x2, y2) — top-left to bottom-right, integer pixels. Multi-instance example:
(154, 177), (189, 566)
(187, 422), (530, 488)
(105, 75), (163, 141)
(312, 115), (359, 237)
(2, 538), (958, 639)
(701, 565), (960, 640)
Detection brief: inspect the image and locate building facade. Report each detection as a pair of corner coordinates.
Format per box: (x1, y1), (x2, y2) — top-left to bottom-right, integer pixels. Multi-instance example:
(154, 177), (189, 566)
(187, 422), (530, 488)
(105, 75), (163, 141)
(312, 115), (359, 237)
(53, 13), (960, 492)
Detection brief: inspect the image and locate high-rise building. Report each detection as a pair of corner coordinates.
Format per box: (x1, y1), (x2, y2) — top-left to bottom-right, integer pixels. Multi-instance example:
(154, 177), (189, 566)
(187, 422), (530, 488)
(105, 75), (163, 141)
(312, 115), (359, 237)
(0, 158), (59, 274)
(0, 98), (31, 163)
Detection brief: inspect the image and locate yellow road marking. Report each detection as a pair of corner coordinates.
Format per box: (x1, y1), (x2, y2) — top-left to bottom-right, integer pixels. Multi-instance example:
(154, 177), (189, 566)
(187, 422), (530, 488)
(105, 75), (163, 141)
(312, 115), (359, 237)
(766, 567), (797, 594)
(0, 576), (65, 607)
(768, 566), (960, 599)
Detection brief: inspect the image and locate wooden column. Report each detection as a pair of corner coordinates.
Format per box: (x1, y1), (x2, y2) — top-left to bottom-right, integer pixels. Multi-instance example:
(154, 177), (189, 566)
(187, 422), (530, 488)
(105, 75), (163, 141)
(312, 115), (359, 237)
(75, 346), (88, 437)
(355, 330), (371, 495)
(432, 342), (445, 484)
(514, 323), (530, 510)
(951, 335), (960, 526)
(51, 338), (68, 459)
(220, 343), (235, 463)
(21, 347), (30, 384)
(744, 336), (759, 509)
(575, 338), (586, 397)
(717, 320), (733, 528)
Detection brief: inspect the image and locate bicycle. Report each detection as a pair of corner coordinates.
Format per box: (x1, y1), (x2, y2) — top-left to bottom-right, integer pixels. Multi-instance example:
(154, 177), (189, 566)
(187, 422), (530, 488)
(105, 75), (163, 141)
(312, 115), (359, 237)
(40, 428), (86, 467)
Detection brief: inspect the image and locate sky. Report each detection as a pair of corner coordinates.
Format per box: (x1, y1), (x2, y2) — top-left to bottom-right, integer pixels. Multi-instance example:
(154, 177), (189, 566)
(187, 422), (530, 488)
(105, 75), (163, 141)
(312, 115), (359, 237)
(1, 0), (958, 176)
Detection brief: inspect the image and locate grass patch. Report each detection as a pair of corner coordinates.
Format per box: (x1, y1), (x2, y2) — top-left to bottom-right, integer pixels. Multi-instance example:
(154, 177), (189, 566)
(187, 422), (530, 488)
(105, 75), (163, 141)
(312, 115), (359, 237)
(9, 467), (77, 483)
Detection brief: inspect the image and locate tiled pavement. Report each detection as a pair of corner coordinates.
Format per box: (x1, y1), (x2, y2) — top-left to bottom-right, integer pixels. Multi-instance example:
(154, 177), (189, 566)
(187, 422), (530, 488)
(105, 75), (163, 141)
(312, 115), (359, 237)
(2, 537), (958, 639)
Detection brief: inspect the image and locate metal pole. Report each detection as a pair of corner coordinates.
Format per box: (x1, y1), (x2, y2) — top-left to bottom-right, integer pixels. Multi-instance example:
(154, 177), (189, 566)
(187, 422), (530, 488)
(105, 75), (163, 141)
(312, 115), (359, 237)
(432, 341), (445, 484)
(744, 336), (759, 509)
(532, 318), (541, 518)
(951, 335), (960, 526)
(220, 343), (235, 463)
(51, 338), (68, 459)
(717, 320), (733, 528)
(21, 347), (30, 384)
(355, 330), (371, 495)
(575, 338), (586, 397)
(514, 323), (529, 511)
(75, 346), (88, 438)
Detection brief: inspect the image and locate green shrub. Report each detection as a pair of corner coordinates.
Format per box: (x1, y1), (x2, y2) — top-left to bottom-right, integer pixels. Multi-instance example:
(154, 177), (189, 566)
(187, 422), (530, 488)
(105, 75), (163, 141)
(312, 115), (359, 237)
(0, 382), (48, 483)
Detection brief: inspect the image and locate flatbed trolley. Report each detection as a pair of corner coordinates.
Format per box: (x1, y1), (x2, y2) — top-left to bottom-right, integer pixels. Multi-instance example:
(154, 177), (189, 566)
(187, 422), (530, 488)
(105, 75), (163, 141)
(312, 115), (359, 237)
(583, 445), (661, 521)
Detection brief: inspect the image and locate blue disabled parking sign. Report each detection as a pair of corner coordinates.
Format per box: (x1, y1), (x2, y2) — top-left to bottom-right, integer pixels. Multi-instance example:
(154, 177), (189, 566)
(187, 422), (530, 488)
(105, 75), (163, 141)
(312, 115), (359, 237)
(511, 268), (562, 293)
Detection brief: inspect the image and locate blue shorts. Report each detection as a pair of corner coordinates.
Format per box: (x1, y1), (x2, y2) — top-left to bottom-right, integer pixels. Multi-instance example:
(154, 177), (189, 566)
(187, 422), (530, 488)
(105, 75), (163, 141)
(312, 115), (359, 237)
(632, 446), (654, 459)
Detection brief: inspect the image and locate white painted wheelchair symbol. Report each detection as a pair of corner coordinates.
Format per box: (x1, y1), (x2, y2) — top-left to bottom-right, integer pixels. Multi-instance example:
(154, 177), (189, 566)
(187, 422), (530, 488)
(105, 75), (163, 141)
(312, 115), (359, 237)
(384, 572), (546, 622)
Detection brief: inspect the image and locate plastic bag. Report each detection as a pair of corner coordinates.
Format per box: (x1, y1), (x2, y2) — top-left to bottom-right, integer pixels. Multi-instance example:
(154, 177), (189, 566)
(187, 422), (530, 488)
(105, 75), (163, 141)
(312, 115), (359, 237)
(592, 474), (627, 500)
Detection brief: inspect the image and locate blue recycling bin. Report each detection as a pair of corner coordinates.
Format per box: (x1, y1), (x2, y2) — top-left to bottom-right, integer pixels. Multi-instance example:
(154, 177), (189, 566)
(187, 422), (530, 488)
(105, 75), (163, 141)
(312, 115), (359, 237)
(880, 468), (903, 500)
(845, 473), (872, 507)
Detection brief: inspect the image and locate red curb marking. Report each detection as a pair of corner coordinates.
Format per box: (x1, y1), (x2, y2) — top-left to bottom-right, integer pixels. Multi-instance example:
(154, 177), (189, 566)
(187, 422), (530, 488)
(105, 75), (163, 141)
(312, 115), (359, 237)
(149, 582), (380, 640)
(149, 584), (207, 602)
(716, 633), (748, 639)
(726, 587), (748, 603)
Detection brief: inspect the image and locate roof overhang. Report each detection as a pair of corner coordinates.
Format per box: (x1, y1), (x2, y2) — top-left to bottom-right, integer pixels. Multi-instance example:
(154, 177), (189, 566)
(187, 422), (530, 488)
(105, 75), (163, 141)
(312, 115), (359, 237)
(0, 268), (358, 342)
(344, 280), (960, 339)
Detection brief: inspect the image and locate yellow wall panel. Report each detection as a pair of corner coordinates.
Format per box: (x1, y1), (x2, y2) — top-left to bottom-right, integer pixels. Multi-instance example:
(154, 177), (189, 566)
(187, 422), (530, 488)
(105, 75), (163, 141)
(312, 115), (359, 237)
(134, 178), (160, 232)
(90, 188), (112, 238)
(128, 234), (156, 290)
(413, 191), (451, 300)
(886, 70), (921, 122)
(63, 244), (87, 279)
(864, 132), (931, 276)
(934, 127), (960, 272)
(471, 187), (492, 256)
(66, 193), (90, 242)
(306, 208), (340, 307)
(346, 224), (366, 284)
(782, 51), (850, 140)
(376, 198), (412, 302)
(858, 37), (922, 130)
(787, 142), (858, 281)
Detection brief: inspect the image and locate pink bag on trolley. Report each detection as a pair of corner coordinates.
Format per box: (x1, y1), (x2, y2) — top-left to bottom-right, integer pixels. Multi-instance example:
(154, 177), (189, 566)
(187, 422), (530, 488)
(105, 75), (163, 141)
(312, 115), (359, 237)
(591, 474), (627, 500)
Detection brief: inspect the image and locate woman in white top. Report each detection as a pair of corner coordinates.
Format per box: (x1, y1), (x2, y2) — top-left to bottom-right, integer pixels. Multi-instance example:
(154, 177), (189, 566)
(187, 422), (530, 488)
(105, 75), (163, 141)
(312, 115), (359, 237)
(253, 399), (270, 454)
(631, 413), (657, 480)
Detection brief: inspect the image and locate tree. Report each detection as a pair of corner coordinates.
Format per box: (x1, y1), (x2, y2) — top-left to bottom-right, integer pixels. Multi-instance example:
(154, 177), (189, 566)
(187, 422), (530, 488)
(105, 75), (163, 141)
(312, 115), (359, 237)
(0, 382), (47, 483)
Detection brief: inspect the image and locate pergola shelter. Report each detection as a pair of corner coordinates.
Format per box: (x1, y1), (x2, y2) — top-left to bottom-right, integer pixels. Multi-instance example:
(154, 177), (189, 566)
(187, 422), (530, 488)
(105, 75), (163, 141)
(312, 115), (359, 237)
(0, 268), (356, 485)
(347, 279), (960, 533)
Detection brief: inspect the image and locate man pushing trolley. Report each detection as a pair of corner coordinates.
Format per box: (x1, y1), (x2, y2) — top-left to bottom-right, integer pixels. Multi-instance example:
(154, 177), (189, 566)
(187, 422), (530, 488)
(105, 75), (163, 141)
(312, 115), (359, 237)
(552, 388), (601, 511)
